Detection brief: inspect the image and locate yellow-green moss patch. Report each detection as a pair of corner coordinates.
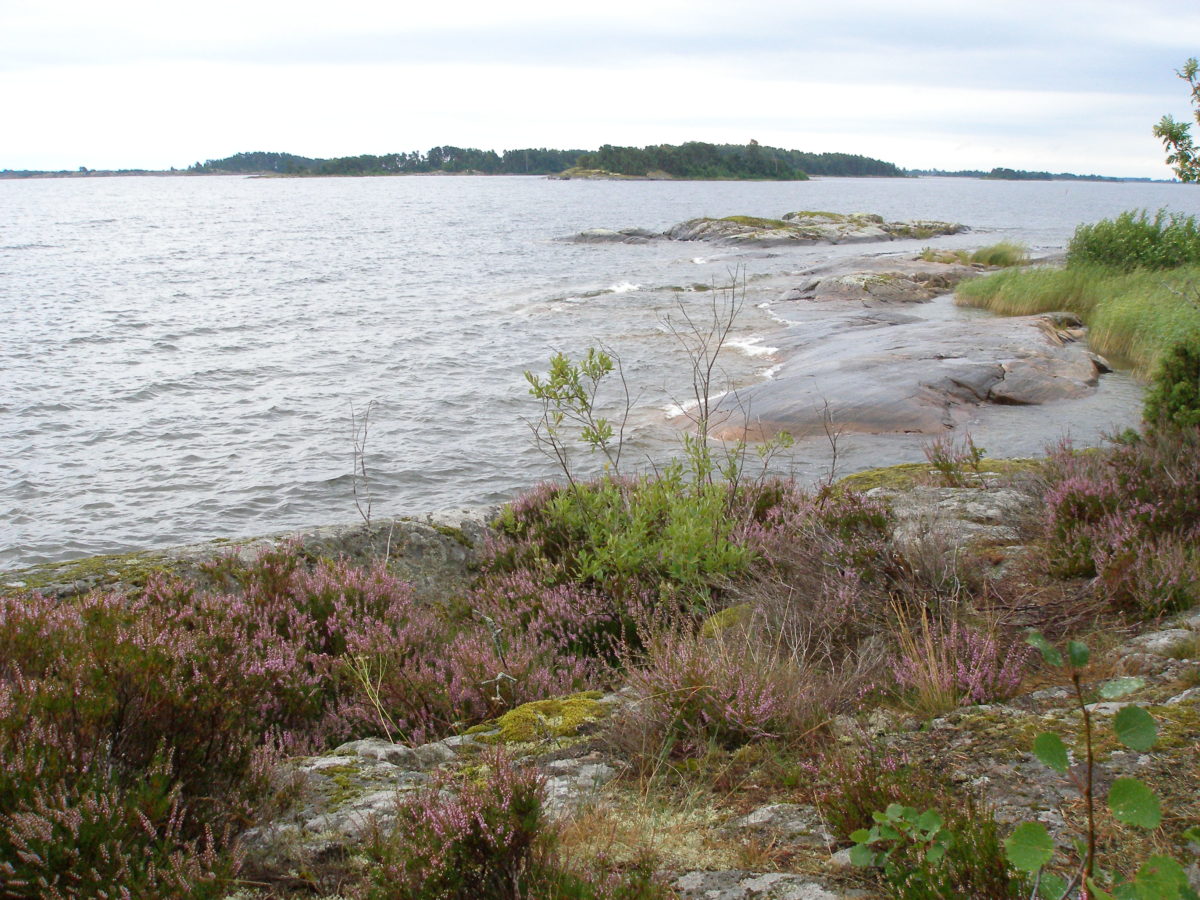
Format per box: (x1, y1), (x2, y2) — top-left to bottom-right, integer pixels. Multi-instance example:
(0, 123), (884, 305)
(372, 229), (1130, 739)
(837, 457), (1046, 492)
(467, 692), (608, 744)
(3, 551), (176, 595)
(700, 603), (752, 638)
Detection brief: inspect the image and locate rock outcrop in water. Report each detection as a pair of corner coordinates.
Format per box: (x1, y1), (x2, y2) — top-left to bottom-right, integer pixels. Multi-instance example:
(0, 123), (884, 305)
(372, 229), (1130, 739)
(566, 211), (966, 247)
(700, 256), (1112, 440)
(712, 311), (1110, 440)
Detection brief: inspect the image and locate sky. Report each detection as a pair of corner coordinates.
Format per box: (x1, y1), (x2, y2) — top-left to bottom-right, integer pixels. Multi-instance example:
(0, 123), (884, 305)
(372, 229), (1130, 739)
(3, 0), (1200, 178)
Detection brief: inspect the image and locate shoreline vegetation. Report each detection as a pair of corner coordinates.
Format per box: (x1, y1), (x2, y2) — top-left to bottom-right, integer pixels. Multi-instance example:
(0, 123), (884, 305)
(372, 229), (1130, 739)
(2, 213), (1199, 897)
(956, 209), (1200, 376)
(2, 142), (1168, 181)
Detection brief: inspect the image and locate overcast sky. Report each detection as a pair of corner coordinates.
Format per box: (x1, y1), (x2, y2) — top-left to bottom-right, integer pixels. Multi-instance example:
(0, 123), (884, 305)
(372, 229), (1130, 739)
(4, 0), (1199, 177)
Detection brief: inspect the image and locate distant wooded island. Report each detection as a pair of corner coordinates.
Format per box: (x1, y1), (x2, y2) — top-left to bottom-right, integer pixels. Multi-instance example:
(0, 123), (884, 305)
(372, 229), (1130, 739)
(907, 166), (1157, 183)
(184, 142), (904, 180)
(1, 142), (902, 180)
(0, 145), (1165, 182)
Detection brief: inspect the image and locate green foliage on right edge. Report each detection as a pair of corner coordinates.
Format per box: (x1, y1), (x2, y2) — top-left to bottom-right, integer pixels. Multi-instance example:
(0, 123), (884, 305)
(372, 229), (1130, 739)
(1144, 339), (1200, 430)
(1154, 58), (1200, 183)
(1010, 633), (1200, 900)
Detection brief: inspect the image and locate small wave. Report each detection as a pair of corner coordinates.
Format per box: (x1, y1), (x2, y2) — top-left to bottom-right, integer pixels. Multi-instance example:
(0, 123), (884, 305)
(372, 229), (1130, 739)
(691, 257), (708, 264)
(609, 281), (641, 294)
(761, 362), (784, 380)
(729, 337), (778, 358)
(663, 391), (729, 420)
(1, 242), (56, 251)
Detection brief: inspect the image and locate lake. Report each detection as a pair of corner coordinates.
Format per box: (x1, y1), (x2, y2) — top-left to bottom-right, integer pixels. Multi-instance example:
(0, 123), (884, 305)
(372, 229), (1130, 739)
(3, 174), (1199, 568)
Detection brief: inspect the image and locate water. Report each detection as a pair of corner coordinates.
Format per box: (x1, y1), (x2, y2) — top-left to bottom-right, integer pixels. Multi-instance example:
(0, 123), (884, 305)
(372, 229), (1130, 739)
(3, 174), (1199, 568)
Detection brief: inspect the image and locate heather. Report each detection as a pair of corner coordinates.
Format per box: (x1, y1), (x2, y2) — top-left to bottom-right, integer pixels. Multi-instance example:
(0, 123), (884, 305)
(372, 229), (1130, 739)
(3, 399), (1200, 897)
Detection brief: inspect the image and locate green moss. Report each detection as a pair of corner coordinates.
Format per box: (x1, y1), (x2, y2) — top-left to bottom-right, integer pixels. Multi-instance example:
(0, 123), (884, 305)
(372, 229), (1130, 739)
(836, 458), (1046, 492)
(3, 551), (175, 594)
(718, 215), (793, 230)
(785, 210), (883, 225)
(699, 603), (752, 638)
(469, 692), (608, 744)
(430, 523), (473, 549)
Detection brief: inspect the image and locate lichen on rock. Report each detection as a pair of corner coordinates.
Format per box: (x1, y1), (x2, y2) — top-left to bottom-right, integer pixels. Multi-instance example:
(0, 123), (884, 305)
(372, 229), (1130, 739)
(466, 691), (609, 744)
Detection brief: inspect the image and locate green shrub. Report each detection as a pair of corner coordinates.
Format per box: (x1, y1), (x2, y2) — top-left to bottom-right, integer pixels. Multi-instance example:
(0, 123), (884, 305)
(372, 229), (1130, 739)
(1067, 209), (1200, 270)
(1144, 337), (1200, 429)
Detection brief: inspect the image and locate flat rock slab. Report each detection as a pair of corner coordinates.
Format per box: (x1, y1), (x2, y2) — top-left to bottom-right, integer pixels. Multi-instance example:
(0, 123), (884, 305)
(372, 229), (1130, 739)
(674, 870), (869, 899)
(711, 312), (1106, 439)
(726, 803), (834, 849)
(871, 485), (1035, 547)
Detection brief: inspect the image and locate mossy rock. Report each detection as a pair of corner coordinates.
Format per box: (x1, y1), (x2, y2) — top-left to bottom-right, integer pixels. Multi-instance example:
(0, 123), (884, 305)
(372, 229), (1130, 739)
(466, 692), (608, 744)
(837, 457), (1046, 492)
(2, 550), (179, 596)
(700, 602), (752, 638)
(719, 215), (793, 229)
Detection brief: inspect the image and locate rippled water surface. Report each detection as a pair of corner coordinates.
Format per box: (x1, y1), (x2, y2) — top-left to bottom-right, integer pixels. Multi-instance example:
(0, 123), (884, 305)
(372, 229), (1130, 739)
(4, 174), (1199, 567)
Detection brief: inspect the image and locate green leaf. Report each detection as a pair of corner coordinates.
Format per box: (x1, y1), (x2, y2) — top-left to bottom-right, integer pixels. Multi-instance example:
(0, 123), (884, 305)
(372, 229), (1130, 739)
(1108, 777), (1163, 829)
(1026, 631), (1063, 667)
(1086, 877), (1117, 900)
(1100, 677), (1147, 700)
(848, 844), (875, 867)
(1034, 732), (1071, 773)
(1067, 640), (1091, 667)
(1183, 826), (1200, 845)
(1004, 821), (1055, 872)
(916, 809), (944, 833)
(1133, 856), (1189, 899)
(925, 843), (946, 864)
(849, 828), (870, 844)
(1114, 706), (1158, 751)
(1038, 874), (1068, 900)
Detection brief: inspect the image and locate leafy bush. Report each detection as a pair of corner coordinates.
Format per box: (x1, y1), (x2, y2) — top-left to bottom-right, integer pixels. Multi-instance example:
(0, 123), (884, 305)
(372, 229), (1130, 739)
(1067, 209), (1200, 271)
(493, 465), (767, 617)
(1144, 337), (1200, 429)
(822, 751), (1025, 898)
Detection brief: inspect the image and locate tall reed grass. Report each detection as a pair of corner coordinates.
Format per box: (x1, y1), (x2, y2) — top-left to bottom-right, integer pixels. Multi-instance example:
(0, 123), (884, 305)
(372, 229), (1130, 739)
(955, 264), (1200, 376)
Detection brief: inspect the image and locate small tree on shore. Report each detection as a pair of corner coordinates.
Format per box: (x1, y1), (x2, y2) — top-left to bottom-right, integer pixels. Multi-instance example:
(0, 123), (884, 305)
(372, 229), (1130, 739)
(1154, 57), (1200, 182)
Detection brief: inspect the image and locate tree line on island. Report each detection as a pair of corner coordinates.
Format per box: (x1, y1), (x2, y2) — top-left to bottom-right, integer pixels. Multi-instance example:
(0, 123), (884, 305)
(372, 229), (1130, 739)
(187, 141), (904, 179)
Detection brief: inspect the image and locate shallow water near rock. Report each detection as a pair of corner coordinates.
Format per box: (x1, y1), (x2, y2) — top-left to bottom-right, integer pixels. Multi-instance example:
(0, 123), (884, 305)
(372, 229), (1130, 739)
(3, 175), (1199, 568)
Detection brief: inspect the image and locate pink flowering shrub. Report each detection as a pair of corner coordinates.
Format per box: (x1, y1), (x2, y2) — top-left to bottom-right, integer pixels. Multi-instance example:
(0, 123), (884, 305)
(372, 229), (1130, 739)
(1042, 429), (1200, 615)
(616, 627), (811, 759)
(891, 617), (1030, 713)
(366, 752), (670, 900)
